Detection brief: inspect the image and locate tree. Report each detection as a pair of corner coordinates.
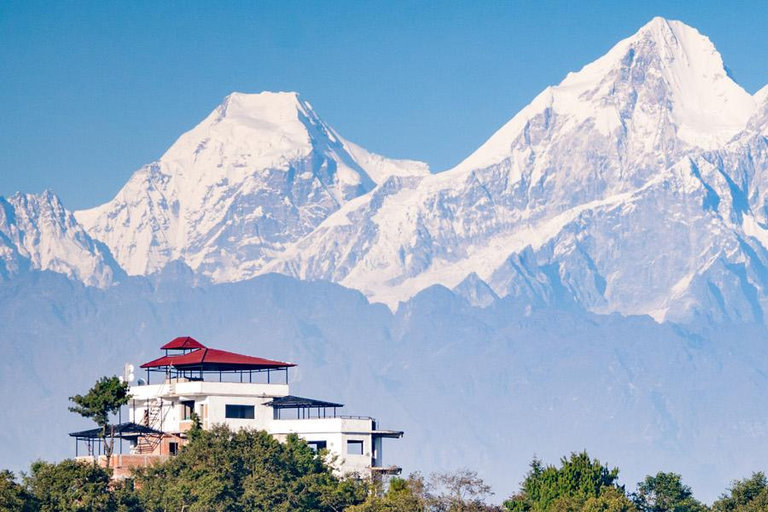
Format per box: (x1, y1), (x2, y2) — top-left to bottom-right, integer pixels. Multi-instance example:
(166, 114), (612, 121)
(582, 487), (638, 512)
(505, 452), (634, 512)
(350, 471), (499, 512)
(134, 425), (368, 511)
(712, 472), (768, 512)
(187, 410), (203, 441)
(24, 459), (115, 512)
(348, 474), (427, 512)
(111, 479), (143, 512)
(632, 472), (706, 512)
(427, 469), (496, 511)
(0, 470), (35, 512)
(68, 376), (131, 470)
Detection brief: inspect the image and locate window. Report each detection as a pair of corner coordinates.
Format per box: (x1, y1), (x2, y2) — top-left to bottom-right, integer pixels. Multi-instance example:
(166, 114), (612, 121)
(181, 400), (195, 421)
(225, 404), (255, 419)
(308, 441), (327, 452)
(347, 440), (364, 455)
(169, 442), (179, 456)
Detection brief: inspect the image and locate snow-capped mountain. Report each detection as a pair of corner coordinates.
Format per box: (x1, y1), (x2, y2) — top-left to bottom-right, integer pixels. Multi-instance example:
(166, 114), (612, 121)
(0, 191), (117, 286)
(266, 18), (768, 323)
(7, 17), (767, 325)
(75, 92), (429, 279)
(7, 17), (768, 504)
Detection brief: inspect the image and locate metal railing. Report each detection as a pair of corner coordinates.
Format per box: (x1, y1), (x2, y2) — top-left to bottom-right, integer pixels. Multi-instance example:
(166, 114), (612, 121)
(131, 381), (173, 455)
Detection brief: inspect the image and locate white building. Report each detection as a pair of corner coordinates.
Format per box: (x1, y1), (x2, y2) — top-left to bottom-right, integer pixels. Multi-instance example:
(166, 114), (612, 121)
(71, 336), (402, 479)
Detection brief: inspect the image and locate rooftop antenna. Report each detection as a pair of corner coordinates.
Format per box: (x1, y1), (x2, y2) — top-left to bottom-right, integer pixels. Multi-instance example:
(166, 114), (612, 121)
(119, 363), (135, 384)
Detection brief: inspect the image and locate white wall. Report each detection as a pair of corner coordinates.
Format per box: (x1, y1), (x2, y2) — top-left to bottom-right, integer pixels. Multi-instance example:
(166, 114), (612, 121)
(128, 380), (289, 433)
(127, 380), (391, 477)
(269, 417), (376, 476)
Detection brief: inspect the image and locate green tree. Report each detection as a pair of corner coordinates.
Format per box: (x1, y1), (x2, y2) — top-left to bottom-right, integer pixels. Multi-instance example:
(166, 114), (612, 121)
(68, 376), (131, 469)
(24, 459), (114, 512)
(111, 479), (143, 512)
(134, 425), (368, 511)
(0, 470), (35, 512)
(632, 472), (707, 512)
(348, 474), (427, 512)
(712, 472), (768, 512)
(505, 452), (634, 512)
(187, 410), (203, 441)
(582, 487), (638, 512)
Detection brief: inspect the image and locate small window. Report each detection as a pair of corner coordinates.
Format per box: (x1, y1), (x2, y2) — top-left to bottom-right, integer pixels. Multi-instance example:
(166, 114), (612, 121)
(169, 442), (179, 456)
(308, 441), (327, 452)
(225, 404), (255, 419)
(181, 400), (195, 421)
(347, 440), (364, 455)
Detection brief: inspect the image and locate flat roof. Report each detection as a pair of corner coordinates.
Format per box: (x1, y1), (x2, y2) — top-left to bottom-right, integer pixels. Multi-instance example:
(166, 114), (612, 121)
(372, 429), (404, 439)
(264, 395), (344, 409)
(68, 422), (164, 440)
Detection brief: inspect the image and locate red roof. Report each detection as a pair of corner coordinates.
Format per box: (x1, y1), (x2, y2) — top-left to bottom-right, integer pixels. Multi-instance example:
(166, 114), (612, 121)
(141, 347), (295, 371)
(161, 336), (206, 350)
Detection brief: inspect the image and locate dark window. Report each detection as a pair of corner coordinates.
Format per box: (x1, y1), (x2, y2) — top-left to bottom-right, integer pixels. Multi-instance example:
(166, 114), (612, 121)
(169, 442), (179, 456)
(181, 400), (195, 421)
(308, 441), (327, 452)
(225, 404), (255, 419)
(347, 440), (364, 455)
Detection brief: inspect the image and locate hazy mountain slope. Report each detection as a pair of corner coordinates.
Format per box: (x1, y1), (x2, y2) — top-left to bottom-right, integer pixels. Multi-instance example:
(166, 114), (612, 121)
(2, 272), (768, 503)
(75, 92), (429, 280)
(0, 191), (117, 286)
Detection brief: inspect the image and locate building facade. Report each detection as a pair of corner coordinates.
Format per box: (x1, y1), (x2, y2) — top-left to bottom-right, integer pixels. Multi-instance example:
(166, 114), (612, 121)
(71, 336), (402, 479)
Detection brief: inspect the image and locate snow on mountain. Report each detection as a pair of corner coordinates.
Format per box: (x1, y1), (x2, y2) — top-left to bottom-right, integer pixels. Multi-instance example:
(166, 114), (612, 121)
(748, 85), (768, 134)
(455, 17), (754, 175)
(755, 84), (768, 108)
(27, 17), (768, 324)
(0, 191), (117, 286)
(264, 18), (768, 323)
(75, 91), (429, 280)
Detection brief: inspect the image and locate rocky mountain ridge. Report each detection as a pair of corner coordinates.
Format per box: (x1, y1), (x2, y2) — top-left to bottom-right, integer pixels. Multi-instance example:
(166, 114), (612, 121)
(3, 18), (768, 324)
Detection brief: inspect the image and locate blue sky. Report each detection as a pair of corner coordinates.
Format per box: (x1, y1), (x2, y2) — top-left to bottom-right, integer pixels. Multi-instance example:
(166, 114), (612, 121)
(1, 1), (767, 209)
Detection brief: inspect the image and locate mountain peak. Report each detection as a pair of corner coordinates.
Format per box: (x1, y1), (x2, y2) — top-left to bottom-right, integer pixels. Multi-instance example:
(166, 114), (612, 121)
(228, 90), (300, 100)
(157, 90), (327, 178)
(76, 89), (429, 278)
(218, 91), (306, 120)
(8, 189), (65, 215)
(454, 18), (754, 174)
(634, 16), (689, 42)
(0, 191), (117, 286)
(642, 15), (674, 27)
(560, 16), (754, 143)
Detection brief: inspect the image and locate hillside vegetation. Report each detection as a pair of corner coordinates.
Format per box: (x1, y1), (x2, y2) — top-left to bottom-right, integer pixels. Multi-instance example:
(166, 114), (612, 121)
(2, 424), (766, 511)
